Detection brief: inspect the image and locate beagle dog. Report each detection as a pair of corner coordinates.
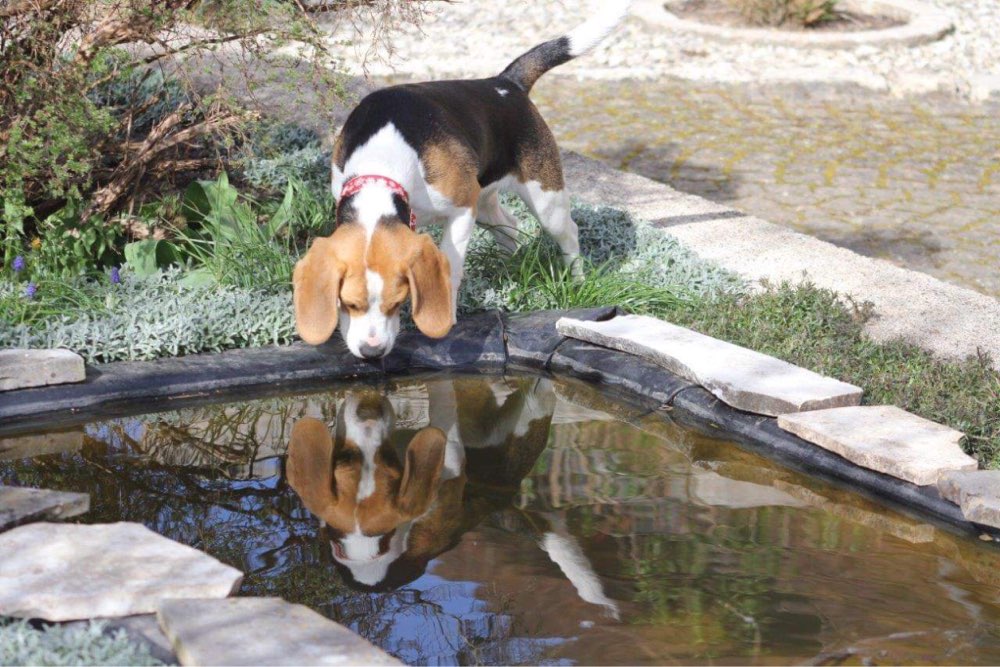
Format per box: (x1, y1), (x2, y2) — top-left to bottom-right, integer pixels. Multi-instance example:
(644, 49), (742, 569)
(285, 377), (620, 619)
(293, 3), (632, 359)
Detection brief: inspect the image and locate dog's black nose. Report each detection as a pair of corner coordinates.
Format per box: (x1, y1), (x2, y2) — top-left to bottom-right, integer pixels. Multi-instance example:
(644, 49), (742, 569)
(359, 343), (386, 359)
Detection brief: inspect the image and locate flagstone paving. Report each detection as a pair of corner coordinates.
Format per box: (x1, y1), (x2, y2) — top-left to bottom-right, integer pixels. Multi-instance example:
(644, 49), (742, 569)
(532, 77), (1000, 297)
(777, 405), (977, 486)
(938, 469), (1000, 528)
(0, 522), (243, 621)
(0, 486), (89, 531)
(557, 315), (863, 416)
(157, 598), (400, 666)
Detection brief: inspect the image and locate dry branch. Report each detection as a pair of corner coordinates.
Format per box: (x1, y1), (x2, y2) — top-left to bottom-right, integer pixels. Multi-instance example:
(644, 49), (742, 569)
(84, 105), (241, 222)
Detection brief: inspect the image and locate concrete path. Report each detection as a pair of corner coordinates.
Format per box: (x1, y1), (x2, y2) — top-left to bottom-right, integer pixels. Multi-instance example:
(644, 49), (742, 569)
(563, 151), (1000, 365)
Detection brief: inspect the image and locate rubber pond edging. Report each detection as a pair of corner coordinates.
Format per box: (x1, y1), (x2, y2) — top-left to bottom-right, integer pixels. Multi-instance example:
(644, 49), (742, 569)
(0, 306), (995, 540)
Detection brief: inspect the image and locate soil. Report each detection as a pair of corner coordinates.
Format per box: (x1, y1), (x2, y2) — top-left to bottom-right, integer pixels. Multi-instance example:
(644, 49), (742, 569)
(666, 0), (904, 32)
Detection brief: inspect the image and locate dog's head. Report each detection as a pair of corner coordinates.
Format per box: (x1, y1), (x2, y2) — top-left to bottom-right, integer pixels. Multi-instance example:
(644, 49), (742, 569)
(292, 187), (452, 359)
(286, 393), (448, 586)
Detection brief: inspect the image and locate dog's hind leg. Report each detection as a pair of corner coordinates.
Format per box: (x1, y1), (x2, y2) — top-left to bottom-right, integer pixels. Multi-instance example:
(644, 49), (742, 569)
(477, 191), (520, 254)
(517, 182), (583, 278)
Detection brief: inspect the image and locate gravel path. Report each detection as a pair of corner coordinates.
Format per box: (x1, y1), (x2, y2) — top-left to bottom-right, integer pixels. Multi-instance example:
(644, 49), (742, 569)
(320, 0), (1000, 99)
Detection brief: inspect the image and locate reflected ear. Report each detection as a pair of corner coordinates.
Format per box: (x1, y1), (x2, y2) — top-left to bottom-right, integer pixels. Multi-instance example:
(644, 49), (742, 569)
(287, 417), (338, 517)
(406, 234), (452, 339)
(397, 426), (447, 517)
(293, 236), (344, 345)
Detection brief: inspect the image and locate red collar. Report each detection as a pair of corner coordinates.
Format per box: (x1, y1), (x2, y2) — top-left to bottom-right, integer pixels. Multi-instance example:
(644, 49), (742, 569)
(338, 175), (417, 230)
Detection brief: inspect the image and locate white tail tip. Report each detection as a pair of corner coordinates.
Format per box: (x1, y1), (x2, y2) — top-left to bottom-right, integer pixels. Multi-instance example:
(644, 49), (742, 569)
(567, 1), (633, 57)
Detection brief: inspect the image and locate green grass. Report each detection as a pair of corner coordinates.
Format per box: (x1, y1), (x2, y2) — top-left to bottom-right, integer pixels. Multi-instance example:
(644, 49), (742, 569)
(499, 237), (692, 314)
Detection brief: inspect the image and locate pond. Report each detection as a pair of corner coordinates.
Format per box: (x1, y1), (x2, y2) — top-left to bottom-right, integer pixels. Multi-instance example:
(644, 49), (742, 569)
(2, 374), (1000, 665)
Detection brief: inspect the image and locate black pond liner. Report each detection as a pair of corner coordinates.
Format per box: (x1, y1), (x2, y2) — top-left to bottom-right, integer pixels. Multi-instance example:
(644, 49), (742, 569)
(1, 306), (996, 542)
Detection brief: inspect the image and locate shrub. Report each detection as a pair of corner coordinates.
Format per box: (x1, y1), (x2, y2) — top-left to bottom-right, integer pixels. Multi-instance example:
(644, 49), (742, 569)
(0, 0), (431, 275)
(238, 122), (332, 195)
(727, 0), (839, 26)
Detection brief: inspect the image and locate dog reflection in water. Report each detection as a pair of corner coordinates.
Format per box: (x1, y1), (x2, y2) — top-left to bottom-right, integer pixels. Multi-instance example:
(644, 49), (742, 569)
(286, 377), (619, 618)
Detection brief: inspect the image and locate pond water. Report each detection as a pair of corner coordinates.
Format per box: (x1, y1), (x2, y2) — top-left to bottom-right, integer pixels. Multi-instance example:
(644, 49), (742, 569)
(3, 374), (1000, 665)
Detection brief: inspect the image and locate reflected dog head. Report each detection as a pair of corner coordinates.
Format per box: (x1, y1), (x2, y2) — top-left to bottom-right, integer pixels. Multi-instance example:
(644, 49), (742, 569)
(287, 392), (447, 587)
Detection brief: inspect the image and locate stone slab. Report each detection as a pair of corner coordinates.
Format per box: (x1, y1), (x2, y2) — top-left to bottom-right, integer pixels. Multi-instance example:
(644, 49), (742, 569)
(0, 429), (84, 460)
(777, 405), (976, 486)
(0, 349), (85, 391)
(550, 338), (694, 410)
(0, 485), (89, 531)
(0, 522), (243, 621)
(557, 315), (862, 416)
(938, 470), (1000, 529)
(157, 597), (400, 666)
(562, 151), (1000, 367)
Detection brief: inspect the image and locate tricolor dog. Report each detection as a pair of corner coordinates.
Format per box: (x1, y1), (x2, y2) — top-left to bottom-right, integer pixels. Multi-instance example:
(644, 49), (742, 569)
(293, 3), (631, 359)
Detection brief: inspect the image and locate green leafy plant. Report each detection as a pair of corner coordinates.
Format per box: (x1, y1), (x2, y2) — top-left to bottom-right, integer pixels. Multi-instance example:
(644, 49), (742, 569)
(121, 172), (332, 289)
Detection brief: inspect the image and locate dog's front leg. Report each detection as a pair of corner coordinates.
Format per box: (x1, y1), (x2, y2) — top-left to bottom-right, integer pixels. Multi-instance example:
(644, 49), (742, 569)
(439, 208), (476, 323)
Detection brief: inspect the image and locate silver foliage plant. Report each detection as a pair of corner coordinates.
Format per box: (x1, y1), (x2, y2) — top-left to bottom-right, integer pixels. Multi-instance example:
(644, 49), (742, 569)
(0, 268), (295, 364)
(0, 619), (162, 667)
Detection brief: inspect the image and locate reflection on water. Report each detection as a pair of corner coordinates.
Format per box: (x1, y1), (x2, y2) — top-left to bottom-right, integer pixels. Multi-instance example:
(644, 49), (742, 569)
(3, 375), (1000, 665)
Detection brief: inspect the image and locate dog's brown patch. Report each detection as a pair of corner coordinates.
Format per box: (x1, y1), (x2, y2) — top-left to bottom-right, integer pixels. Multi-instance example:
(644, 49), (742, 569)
(516, 105), (565, 191)
(332, 132), (346, 171)
(292, 225), (367, 344)
(421, 138), (481, 210)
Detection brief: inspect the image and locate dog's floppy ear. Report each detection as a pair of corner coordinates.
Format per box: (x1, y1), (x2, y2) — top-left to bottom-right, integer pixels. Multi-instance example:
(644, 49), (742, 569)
(406, 234), (452, 339)
(287, 417), (338, 518)
(293, 236), (344, 345)
(396, 426), (447, 517)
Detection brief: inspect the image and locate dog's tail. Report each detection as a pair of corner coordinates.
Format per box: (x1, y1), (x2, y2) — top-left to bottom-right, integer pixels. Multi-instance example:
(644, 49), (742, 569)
(498, 2), (632, 94)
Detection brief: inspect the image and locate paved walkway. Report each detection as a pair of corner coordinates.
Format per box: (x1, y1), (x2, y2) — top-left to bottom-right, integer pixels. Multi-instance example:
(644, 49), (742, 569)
(533, 77), (1000, 297)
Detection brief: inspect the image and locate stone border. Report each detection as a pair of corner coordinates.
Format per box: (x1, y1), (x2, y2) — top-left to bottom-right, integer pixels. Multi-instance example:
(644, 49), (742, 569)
(2, 307), (996, 541)
(633, 0), (955, 49)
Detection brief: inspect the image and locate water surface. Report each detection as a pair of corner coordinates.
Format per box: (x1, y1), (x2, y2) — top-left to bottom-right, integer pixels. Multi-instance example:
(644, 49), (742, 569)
(2, 374), (999, 665)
